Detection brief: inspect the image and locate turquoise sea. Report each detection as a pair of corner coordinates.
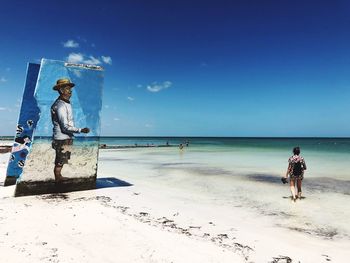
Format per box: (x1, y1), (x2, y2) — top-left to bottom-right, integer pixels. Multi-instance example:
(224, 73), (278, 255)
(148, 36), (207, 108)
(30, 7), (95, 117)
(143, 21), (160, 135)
(98, 136), (350, 180)
(3, 135), (350, 154)
(99, 136), (350, 153)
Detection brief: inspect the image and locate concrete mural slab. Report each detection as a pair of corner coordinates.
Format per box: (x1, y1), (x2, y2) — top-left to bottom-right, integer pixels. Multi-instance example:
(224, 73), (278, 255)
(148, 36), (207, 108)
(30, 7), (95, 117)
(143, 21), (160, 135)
(13, 59), (104, 196)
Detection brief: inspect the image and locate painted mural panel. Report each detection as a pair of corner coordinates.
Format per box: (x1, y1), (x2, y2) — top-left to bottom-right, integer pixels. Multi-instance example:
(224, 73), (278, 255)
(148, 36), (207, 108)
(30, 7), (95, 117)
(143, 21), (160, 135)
(4, 63), (40, 186)
(15, 59), (104, 196)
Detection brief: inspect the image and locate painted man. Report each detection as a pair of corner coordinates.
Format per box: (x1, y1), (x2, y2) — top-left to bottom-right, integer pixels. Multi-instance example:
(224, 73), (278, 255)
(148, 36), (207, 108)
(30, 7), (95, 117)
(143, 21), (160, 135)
(51, 78), (90, 182)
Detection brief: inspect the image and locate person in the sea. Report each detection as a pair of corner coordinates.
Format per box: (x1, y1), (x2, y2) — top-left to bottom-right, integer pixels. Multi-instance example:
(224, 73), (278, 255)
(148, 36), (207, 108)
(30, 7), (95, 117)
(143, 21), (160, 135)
(51, 78), (90, 182)
(284, 146), (307, 201)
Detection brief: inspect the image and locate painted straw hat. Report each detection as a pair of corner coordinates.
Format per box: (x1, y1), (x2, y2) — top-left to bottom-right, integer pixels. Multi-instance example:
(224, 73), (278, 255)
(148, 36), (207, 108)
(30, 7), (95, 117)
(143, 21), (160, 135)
(53, 78), (75, 90)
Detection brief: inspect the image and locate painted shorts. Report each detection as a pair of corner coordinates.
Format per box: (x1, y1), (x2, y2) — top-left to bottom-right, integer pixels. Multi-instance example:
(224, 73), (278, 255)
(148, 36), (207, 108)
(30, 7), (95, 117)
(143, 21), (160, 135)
(52, 139), (73, 166)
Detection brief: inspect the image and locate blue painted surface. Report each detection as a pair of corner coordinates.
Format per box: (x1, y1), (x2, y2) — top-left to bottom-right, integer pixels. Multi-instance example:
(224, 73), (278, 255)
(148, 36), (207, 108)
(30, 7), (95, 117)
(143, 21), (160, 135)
(5, 63), (40, 181)
(6, 59), (104, 186)
(13, 59), (104, 185)
(34, 59), (104, 137)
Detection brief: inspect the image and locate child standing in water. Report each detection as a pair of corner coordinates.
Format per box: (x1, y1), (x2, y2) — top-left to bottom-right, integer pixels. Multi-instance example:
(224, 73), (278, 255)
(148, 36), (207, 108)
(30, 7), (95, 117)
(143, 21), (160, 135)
(285, 147), (307, 202)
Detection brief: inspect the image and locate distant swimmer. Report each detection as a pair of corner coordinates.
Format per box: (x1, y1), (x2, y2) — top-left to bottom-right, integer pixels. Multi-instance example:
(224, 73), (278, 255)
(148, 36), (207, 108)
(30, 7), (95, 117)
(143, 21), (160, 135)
(284, 147), (307, 202)
(179, 143), (184, 150)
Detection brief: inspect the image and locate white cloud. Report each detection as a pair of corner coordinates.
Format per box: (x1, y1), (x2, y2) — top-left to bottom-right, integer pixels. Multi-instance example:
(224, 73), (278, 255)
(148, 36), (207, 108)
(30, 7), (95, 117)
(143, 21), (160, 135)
(113, 118), (120, 121)
(0, 77), (7, 82)
(84, 56), (101, 65)
(67, 53), (101, 65)
(66, 52), (111, 66)
(147, 81), (172, 93)
(127, 96), (135, 101)
(67, 53), (84, 63)
(101, 56), (112, 65)
(63, 40), (79, 48)
(0, 107), (7, 110)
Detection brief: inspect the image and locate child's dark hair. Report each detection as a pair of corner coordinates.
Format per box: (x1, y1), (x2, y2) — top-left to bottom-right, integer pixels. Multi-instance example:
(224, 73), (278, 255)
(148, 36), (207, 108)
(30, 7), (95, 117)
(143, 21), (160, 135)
(293, 146), (300, 155)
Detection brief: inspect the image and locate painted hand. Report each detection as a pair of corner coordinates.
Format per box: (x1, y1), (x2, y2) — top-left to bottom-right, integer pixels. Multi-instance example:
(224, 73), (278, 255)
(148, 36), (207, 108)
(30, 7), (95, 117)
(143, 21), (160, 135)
(81, 127), (90, 133)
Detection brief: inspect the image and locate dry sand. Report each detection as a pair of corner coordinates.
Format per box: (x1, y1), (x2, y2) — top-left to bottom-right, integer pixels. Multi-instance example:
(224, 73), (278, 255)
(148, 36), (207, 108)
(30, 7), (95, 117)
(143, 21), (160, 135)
(0, 151), (246, 263)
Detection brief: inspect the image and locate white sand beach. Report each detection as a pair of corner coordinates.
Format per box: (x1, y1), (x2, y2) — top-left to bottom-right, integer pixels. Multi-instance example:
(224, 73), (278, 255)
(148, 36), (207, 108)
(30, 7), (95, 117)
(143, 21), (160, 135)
(1, 146), (350, 263)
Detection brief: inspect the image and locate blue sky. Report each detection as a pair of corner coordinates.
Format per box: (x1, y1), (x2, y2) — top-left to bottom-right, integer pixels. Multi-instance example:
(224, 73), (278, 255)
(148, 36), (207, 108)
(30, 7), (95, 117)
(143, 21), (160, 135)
(0, 0), (349, 137)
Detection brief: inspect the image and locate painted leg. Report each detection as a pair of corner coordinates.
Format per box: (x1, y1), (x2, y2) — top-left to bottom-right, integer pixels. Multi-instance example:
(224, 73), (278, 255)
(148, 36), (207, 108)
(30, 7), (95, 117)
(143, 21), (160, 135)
(54, 165), (68, 182)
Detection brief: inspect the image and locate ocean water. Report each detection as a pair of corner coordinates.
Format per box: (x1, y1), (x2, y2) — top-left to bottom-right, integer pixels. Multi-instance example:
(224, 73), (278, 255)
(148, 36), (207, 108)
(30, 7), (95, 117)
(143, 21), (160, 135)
(100, 137), (350, 179)
(98, 137), (350, 241)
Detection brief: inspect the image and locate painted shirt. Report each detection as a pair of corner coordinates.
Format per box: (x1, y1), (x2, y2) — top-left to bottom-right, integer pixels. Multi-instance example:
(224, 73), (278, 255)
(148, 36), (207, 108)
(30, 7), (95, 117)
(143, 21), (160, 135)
(51, 98), (80, 140)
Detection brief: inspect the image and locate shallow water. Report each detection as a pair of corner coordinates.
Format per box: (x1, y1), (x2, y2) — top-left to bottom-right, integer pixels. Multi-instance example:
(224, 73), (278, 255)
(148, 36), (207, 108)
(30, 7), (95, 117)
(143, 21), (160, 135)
(98, 137), (350, 241)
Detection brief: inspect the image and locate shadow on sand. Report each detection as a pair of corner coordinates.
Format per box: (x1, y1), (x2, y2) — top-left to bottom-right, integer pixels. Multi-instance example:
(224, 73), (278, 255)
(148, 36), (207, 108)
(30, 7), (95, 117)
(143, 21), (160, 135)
(14, 177), (133, 197)
(282, 196), (306, 200)
(246, 173), (350, 195)
(246, 174), (282, 184)
(96, 177), (133, 189)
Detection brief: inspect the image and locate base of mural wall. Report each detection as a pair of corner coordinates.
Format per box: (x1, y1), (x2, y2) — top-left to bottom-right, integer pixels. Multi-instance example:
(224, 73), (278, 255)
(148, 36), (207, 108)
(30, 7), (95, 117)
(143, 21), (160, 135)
(15, 176), (96, 197)
(4, 176), (17, 186)
(15, 177), (96, 196)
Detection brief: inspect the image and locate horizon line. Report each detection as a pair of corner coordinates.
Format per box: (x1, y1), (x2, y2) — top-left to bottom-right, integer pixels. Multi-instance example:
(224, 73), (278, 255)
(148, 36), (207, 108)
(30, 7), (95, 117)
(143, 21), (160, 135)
(1, 135), (350, 139)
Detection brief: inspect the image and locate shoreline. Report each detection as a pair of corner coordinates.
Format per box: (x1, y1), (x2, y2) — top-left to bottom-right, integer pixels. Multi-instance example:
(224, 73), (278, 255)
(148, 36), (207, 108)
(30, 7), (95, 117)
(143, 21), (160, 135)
(99, 144), (180, 149)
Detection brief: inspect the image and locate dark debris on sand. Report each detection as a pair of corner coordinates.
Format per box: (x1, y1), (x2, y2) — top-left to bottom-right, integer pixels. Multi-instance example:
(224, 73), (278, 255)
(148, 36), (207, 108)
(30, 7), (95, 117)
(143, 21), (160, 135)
(71, 194), (256, 261)
(39, 193), (70, 201)
(133, 213), (254, 261)
(322, 254), (332, 261)
(270, 255), (293, 263)
(287, 226), (338, 240)
(35, 193), (300, 262)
